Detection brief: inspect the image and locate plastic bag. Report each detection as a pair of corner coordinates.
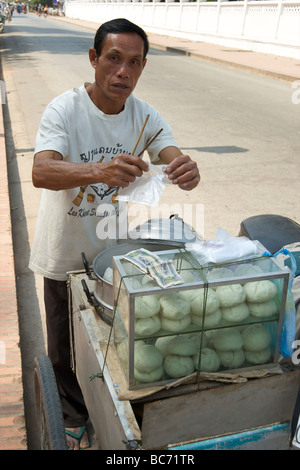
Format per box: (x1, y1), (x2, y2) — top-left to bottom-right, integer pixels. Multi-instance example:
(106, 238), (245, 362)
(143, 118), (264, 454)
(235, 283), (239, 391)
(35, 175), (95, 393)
(117, 164), (171, 206)
(185, 228), (264, 265)
(271, 247), (297, 357)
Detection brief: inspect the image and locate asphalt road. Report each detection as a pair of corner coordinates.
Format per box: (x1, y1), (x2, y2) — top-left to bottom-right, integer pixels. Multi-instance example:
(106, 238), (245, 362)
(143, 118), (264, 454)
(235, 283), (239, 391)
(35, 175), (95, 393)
(1, 13), (299, 449)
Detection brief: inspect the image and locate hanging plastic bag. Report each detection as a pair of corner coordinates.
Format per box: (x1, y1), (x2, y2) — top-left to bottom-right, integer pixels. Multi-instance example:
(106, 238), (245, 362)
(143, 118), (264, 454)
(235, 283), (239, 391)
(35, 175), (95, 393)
(117, 163), (171, 206)
(271, 248), (297, 357)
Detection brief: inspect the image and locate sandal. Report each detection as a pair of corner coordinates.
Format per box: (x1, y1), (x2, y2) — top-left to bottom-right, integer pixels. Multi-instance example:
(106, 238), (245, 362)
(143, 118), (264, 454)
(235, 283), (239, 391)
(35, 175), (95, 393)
(65, 426), (89, 450)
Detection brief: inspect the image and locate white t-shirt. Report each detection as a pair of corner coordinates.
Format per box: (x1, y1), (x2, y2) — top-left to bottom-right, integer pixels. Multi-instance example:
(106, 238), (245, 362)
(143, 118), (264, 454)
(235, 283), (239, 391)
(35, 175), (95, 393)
(29, 85), (178, 280)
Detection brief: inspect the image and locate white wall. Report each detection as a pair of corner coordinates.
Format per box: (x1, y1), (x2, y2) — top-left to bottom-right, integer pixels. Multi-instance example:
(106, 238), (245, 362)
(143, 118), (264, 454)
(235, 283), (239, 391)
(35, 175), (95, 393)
(64, 0), (300, 59)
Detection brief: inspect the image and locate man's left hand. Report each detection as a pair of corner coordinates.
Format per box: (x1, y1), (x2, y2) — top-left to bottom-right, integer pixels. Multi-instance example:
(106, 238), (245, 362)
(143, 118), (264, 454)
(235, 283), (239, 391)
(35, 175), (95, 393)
(164, 154), (200, 191)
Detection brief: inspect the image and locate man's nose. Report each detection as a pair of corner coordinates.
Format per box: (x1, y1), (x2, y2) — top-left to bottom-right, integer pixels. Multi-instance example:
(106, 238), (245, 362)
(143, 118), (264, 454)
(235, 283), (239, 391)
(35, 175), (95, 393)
(117, 61), (130, 77)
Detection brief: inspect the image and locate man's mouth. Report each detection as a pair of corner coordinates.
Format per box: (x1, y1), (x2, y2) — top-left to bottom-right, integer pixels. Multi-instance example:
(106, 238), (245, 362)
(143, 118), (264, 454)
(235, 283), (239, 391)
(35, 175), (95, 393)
(112, 83), (129, 90)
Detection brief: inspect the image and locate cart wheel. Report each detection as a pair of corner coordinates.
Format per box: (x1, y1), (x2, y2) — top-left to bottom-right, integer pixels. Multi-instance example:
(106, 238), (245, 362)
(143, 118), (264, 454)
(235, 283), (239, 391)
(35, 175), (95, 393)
(34, 355), (68, 450)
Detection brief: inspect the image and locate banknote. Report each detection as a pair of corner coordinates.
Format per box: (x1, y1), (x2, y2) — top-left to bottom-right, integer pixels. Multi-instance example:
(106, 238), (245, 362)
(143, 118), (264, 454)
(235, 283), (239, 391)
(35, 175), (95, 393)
(148, 260), (183, 288)
(123, 248), (162, 273)
(122, 248), (183, 287)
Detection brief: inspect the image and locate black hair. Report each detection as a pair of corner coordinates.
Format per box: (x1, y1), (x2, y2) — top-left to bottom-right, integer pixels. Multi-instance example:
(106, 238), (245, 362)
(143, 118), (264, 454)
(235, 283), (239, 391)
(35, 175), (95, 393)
(94, 18), (149, 60)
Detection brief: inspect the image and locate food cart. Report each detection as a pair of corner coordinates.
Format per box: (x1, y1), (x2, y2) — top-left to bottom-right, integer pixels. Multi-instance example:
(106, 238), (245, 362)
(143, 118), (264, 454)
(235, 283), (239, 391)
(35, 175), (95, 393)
(34, 217), (300, 450)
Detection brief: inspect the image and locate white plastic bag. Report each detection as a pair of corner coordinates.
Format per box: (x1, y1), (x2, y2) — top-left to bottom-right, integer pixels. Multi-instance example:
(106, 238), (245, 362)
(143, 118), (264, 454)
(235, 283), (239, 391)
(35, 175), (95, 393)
(117, 164), (171, 206)
(186, 228), (263, 265)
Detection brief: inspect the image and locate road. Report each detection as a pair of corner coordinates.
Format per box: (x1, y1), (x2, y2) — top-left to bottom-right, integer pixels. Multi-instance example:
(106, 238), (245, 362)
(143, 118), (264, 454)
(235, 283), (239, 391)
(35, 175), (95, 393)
(1, 13), (299, 449)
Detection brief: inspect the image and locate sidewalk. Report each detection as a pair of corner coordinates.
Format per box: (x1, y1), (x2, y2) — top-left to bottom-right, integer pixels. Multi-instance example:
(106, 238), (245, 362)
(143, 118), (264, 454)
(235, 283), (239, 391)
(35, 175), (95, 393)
(0, 14), (299, 451)
(50, 15), (300, 82)
(0, 100), (27, 449)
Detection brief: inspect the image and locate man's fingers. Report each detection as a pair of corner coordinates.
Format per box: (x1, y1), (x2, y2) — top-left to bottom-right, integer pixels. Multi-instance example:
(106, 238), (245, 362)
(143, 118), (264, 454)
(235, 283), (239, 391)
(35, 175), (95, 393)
(164, 155), (200, 190)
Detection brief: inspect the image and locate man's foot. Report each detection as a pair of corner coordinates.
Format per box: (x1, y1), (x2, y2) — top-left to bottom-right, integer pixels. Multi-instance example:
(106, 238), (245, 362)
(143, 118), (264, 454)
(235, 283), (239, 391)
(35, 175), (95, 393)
(65, 426), (89, 450)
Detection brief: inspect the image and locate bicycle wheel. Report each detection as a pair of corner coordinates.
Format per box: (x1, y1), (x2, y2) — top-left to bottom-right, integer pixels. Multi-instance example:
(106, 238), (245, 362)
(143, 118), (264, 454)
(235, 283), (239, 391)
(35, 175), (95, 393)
(34, 355), (68, 450)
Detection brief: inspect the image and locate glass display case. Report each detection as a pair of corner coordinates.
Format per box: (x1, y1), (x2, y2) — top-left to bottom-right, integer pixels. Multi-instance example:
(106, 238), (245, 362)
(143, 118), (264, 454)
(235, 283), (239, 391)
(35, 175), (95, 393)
(112, 248), (290, 390)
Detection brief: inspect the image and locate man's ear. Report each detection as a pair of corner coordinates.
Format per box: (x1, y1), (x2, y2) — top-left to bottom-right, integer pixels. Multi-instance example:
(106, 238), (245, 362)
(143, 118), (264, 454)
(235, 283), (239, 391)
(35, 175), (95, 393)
(89, 48), (98, 68)
(142, 58), (147, 70)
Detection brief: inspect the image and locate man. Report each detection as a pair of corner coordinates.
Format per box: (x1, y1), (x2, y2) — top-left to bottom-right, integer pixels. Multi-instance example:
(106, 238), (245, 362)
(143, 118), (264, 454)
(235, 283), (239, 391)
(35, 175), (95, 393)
(30, 18), (200, 449)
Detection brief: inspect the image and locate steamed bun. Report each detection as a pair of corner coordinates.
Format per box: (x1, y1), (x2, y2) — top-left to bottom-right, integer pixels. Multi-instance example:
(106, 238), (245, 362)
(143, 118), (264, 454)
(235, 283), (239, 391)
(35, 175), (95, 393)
(193, 347), (220, 372)
(161, 315), (191, 333)
(241, 324), (271, 352)
(134, 342), (163, 373)
(191, 308), (221, 328)
(244, 280), (277, 303)
(135, 295), (160, 319)
(221, 303), (250, 323)
(216, 284), (246, 307)
(164, 355), (194, 378)
(190, 288), (220, 315)
(134, 342), (164, 383)
(248, 299), (277, 318)
(245, 347), (272, 364)
(135, 315), (161, 337)
(164, 335), (197, 357)
(159, 293), (190, 320)
(212, 328), (243, 351)
(218, 349), (245, 368)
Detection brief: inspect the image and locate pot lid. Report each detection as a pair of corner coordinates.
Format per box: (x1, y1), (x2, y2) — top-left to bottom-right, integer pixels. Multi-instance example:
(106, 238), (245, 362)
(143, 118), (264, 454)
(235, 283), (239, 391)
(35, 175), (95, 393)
(124, 215), (202, 246)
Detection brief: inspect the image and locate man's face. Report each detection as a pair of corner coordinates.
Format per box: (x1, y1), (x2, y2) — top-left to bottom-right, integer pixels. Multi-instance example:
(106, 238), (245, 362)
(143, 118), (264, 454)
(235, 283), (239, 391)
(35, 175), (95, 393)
(89, 32), (147, 113)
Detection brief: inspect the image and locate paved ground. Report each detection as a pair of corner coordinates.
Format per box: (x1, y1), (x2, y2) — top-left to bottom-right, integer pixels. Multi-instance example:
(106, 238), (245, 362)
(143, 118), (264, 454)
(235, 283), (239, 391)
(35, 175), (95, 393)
(52, 15), (300, 83)
(0, 13), (299, 450)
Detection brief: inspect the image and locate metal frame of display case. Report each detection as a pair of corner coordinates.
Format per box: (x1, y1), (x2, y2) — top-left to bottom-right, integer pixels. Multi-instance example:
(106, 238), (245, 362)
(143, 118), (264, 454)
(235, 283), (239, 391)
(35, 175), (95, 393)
(112, 249), (290, 390)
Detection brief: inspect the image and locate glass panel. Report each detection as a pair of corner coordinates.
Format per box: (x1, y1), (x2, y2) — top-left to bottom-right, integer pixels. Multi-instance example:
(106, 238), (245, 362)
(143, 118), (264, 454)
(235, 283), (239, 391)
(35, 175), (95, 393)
(112, 250), (287, 390)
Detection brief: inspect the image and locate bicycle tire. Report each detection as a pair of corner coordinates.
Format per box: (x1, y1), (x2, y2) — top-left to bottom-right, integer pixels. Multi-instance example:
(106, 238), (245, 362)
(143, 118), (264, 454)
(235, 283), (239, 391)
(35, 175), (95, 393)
(34, 355), (68, 450)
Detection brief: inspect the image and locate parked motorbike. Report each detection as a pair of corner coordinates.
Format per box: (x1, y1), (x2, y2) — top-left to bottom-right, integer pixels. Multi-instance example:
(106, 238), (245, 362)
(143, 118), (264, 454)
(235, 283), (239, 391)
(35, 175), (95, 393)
(0, 13), (5, 33)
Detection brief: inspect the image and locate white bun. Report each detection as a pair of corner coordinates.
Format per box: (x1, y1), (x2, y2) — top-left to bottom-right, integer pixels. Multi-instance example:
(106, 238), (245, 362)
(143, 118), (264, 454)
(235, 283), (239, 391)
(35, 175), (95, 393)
(135, 315), (161, 337)
(191, 288), (220, 315)
(218, 349), (245, 368)
(164, 335), (197, 357)
(135, 295), (160, 319)
(212, 328), (244, 351)
(242, 324), (271, 352)
(206, 267), (233, 281)
(155, 336), (176, 357)
(103, 267), (113, 283)
(159, 293), (190, 320)
(221, 303), (250, 323)
(248, 299), (277, 318)
(134, 366), (163, 383)
(164, 355), (194, 378)
(216, 284), (246, 307)
(191, 309), (222, 328)
(161, 315), (191, 333)
(134, 343), (163, 373)
(193, 347), (220, 372)
(245, 347), (272, 364)
(234, 264), (263, 277)
(244, 280), (277, 303)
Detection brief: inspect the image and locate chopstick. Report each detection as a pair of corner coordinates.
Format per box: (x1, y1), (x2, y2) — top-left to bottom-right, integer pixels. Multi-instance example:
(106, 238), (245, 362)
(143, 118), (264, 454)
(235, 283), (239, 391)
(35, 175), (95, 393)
(131, 114), (150, 155)
(137, 128), (163, 157)
(112, 115), (163, 203)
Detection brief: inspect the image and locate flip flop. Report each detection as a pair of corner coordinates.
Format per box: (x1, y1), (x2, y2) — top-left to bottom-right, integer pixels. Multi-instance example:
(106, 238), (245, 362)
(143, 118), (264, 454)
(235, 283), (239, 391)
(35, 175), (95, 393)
(65, 426), (89, 450)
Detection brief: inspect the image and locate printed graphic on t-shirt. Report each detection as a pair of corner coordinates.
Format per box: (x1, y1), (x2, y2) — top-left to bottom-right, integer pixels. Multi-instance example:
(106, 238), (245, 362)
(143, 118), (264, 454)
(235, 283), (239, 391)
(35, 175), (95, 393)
(67, 145), (131, 217)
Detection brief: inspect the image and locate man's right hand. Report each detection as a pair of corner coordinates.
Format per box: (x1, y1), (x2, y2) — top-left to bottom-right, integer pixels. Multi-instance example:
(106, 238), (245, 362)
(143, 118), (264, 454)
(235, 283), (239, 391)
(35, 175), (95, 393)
(99, 153), (149, 188)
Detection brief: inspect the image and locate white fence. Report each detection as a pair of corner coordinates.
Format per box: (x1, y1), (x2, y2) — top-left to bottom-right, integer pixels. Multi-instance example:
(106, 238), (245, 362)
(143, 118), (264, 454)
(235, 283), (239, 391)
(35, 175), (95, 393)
(64, 0), (300, 59)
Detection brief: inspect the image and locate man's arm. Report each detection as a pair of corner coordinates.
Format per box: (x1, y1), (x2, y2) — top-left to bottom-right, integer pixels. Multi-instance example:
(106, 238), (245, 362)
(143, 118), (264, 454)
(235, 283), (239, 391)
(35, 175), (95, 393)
(158, 146), (200, 191)
(32, 150), (149, 191)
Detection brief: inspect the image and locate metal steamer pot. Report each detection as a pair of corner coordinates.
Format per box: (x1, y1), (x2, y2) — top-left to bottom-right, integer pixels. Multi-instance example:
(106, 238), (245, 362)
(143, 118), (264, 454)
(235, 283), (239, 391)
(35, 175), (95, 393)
(81, 216), (201, 325)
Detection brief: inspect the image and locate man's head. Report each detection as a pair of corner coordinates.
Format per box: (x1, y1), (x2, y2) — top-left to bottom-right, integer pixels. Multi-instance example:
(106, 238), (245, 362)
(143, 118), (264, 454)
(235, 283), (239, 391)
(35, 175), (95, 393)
(94, 18), (149, 60)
